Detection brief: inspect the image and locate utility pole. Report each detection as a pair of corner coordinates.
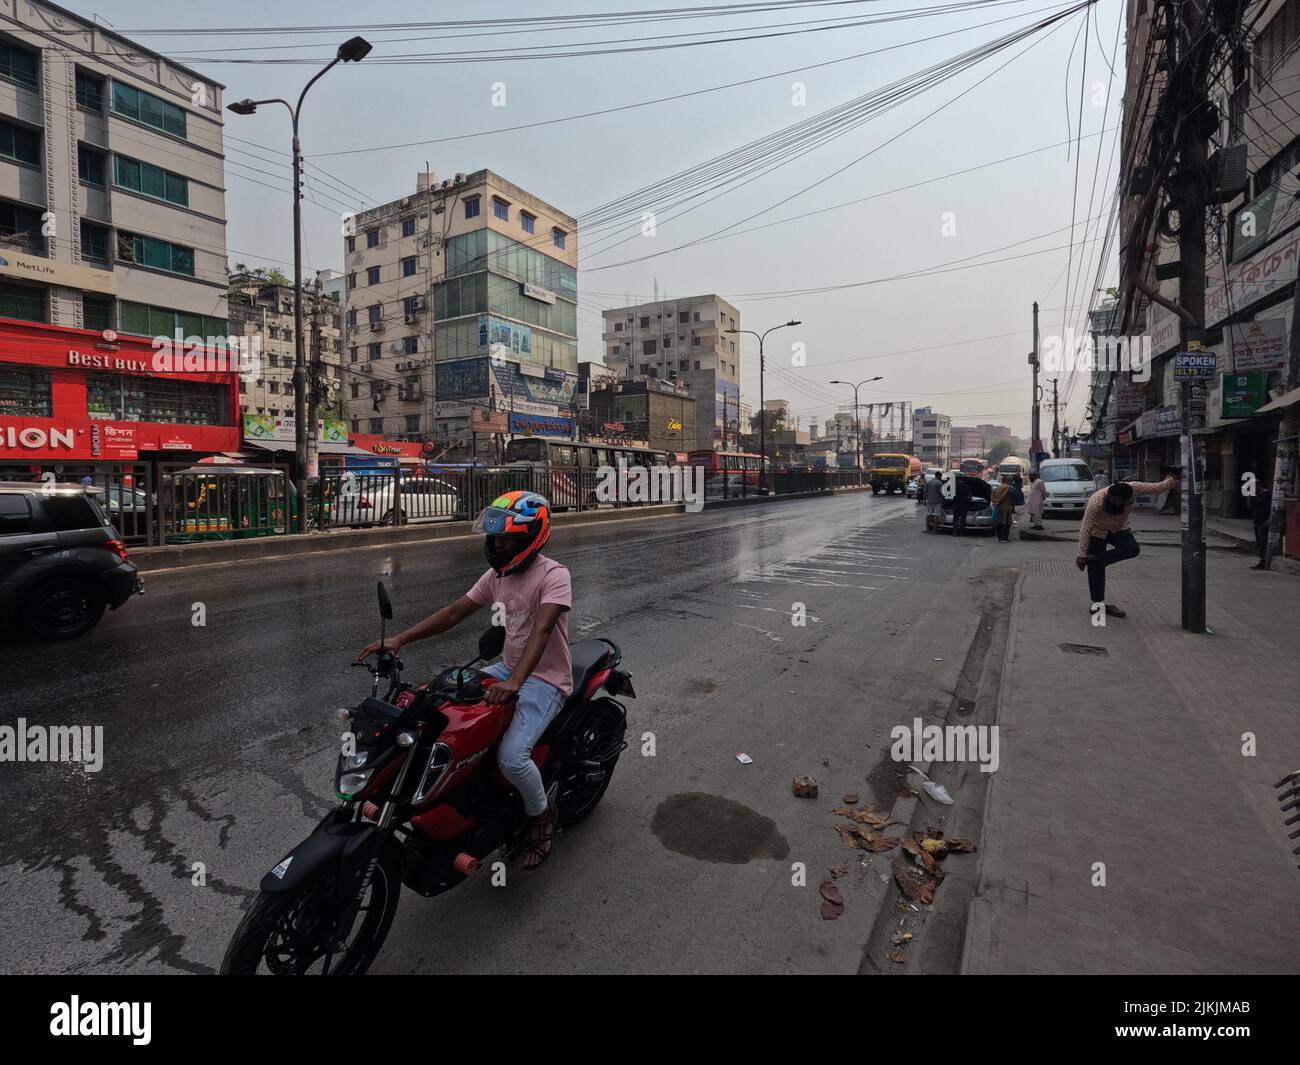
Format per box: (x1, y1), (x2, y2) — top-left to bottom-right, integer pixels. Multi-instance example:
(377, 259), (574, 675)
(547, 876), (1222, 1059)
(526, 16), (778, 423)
(1050, 378), (1060, 458)
(306, 276), (323, 484)
(1175, 0), (1209, 633)
(1030, 301), (1042, 475)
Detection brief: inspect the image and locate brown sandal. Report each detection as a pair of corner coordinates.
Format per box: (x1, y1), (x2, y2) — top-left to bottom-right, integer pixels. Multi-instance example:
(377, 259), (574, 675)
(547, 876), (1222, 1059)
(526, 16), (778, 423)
(522, 809), (555, 870)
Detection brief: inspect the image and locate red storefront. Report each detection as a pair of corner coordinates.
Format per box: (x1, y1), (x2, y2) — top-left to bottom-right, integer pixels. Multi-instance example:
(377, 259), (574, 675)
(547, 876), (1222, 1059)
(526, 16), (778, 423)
(0, 319), (241, 464)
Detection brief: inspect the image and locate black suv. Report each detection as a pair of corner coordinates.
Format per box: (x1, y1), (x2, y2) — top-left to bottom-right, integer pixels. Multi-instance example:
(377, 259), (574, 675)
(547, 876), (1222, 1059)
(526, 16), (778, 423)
(0, 483), (143, 639)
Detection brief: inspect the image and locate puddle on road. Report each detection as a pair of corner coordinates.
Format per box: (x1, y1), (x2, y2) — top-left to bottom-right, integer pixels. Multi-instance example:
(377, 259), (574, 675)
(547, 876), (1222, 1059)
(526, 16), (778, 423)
(651, 792), (790, 863)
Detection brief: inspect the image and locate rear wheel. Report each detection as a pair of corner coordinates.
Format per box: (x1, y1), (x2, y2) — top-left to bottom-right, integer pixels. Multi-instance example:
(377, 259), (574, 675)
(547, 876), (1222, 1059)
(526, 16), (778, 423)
(558, 700), (627, 828)
(220, 853), (401, 975)
(21, 577), (107, 640)
(381, 508), (406, 526)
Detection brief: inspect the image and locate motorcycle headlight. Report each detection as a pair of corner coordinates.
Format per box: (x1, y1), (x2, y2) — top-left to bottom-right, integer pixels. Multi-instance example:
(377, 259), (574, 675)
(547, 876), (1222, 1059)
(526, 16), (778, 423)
(343, 749), (370, 771)
(337, 769), (375, 798)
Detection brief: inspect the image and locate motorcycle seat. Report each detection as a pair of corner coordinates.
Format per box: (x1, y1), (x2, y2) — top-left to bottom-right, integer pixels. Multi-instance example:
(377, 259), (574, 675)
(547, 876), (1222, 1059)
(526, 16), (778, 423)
(568, 639), (614, 701)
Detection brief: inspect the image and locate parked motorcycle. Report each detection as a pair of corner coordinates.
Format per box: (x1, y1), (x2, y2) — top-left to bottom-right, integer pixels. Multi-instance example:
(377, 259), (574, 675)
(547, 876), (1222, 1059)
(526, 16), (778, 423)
(220, 581), (633, 975)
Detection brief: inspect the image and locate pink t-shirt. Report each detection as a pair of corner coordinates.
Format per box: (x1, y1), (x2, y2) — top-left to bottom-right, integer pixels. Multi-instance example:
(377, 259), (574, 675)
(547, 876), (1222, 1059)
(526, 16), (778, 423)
(467, 555), (573, 694)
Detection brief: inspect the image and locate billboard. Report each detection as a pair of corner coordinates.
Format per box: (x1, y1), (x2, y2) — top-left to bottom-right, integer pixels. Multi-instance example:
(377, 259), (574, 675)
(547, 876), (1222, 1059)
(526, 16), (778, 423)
(508, 413), (574, 437)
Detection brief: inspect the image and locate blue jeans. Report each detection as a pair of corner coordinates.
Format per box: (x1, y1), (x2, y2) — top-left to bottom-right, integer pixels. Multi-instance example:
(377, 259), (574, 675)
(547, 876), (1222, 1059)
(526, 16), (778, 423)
(483, 662), (566, 816)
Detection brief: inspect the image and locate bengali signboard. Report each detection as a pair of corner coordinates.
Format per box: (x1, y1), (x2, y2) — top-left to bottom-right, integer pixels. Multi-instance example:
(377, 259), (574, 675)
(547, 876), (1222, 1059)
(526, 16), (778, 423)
(470, 407), (508, 433)
(1221, 372), (1268, 419)
(1227, 318), (1288, 373)
(435, 357), (490, 401)
(243, 413), (347, 444)
(492, 359), (577, 409)
(1232, 171), (1300, 263)
(1206, 227), (1300, 327)
(508, 412), (574, 437)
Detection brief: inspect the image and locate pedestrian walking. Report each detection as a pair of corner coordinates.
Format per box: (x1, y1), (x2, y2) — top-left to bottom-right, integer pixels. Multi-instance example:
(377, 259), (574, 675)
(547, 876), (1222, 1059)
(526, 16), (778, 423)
(991, 476), (1014, 542)
(923, 472), (944, 533)
(1026, 471), (1046, 530)
(1251, 483), (1274, 570)
(1075, 469), (1180, 617)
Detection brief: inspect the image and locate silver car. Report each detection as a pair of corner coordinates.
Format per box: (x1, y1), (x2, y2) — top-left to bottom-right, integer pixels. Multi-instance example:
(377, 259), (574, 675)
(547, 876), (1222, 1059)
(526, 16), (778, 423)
(334, 475), (460, 526)
(1038, 458), (1096, 515)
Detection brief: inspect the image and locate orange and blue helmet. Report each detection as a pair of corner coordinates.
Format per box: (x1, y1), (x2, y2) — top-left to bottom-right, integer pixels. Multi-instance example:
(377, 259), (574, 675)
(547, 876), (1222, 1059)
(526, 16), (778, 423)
(474, 490), (551, 575)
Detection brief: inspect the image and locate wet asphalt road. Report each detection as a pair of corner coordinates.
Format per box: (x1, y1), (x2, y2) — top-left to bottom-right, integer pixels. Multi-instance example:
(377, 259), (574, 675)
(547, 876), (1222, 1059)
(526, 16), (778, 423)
(0, 492), (1025, 974)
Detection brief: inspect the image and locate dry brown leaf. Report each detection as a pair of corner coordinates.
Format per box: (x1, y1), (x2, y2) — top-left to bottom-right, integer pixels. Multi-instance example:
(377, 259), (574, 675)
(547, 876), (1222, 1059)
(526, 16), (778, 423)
(887, 950), (906, 963)
(946, 837), (978, 853)
(820, 899), (844, 920)
(859, 832), (901, 853)
(891, 860), (937, 905)
(850, 807), (901, 829)
(829, 863), (849, 879)
(819, 880), (843, 905)
(835, 823), (864, 849)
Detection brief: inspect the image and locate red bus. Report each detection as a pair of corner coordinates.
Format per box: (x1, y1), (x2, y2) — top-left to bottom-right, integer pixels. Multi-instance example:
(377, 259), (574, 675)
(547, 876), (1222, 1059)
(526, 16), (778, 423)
(688, 449), (764, 491)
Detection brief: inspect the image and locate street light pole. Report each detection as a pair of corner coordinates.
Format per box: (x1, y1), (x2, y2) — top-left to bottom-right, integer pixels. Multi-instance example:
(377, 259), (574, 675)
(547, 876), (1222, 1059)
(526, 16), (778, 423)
(729, 320), (799, 493)
(227, 35), (372, 532)
(830, 376), (882, 476)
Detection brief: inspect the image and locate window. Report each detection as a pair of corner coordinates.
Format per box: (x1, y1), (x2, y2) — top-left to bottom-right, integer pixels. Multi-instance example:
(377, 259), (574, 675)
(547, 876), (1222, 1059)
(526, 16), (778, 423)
(520, 211), (535, 234)
(0, 38), (38, 92)
(349, 345), (358, 363)
(80, 220), (110, 264)
(238, 380), (247, 394)
(403, 335), (418, 355)
(695, 361), (701, 370)
(368, 342), (381, 360)
(367, 266), (380, 285)
(464, 196), (481, 219)
(0, 201), (46, 253)
(0, 120), (41, 167)
(492, 197), (509, 221)
(401, 217), (416, 238)
(269, 381), (280, 394)
(679, 311), (689, 324)
(403, 296), (421, 316)
(116, 231), (194, 275)
(347, 272), (356, 289)
(664, 336), (672, 348)
(368, 304), (381, 325)
(1255, 0), (1300, 83)
(401, 256), (417, 277)
(347, 309), (357, 328)
(346, 236), (355, 253)
(369, 381), (382, 397)
(113, 154), (188, 206)
(0, 363), (51, 413)
(117, 301), (226, 339)
(366, 229), (380, 248)
(693, 311), (701, 322)
(405, 415), (421, 434)
(86, 372), (227, 425)
(83, 294), (113, 331)
(369, 418), (384, 434)
(614, 321), (623, 332)
(551, 227), (566, 249)
(351, 418), (359, 432)
(640, 317), (650, 328)
(111, 82), (187, 139)
(350, 382), (359, 399)
(692, 336), (701, 347)
(77, 145), (105, 185)
(643, 340), (658, 355)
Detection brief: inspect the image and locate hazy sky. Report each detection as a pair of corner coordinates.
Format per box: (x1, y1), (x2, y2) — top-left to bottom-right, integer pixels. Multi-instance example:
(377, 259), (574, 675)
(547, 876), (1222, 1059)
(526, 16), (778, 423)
(86, 0), (1123, 438)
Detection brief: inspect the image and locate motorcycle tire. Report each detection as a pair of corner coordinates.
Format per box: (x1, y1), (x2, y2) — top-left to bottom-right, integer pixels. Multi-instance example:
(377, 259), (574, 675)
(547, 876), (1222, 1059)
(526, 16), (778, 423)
(219, 850), (401, 975)
(557, 699), (627, 829)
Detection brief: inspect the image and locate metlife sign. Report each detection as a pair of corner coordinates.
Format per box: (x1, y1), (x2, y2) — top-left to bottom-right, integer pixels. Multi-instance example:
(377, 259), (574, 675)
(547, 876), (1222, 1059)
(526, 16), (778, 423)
(1172, 352), (1218, 381)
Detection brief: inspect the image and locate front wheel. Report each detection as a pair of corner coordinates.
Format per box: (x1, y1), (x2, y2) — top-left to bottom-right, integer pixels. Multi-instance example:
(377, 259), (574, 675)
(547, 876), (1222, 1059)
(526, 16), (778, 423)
(220, 852), (401, 975)
(21, 577), (107, 640)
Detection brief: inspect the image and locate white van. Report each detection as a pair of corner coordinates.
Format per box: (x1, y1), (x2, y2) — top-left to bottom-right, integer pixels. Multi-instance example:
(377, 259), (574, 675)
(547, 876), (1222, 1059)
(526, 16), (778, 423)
(1037, 458), (1096, 515)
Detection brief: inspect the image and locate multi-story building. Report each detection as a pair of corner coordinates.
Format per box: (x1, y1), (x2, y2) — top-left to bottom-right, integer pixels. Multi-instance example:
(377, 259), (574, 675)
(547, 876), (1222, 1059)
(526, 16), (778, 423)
(343, 170), (578, 458)
(0, 3), (236, 467)
(950, 423), (1011, 459)
(228, 272), (342, 425)
(601, 294), (740, 451)
(912, 407), (951, 467)
(588, 377), (697, 454)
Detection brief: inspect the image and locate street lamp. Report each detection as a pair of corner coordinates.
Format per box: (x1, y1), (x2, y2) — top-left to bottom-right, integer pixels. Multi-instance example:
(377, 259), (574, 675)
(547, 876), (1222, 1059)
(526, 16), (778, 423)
(727, 320), (800, 493)
(829, 376), (883, 474)
(227, 35), (372, 532)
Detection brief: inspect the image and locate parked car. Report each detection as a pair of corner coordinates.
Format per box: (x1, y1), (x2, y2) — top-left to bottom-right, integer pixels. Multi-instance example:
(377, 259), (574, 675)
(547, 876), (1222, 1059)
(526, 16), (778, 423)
(334, 475), (460, 526)
(1038, 458), (1096, 516)
(0, 482), (143, 639)
(938, 497), (996, 533)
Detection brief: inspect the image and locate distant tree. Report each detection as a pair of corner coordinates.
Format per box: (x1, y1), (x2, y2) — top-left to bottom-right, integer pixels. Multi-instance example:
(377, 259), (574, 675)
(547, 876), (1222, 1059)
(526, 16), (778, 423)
(986, 438), (1016, 465)
(749, 409), (786, 435)
(230, 262), (292, 288)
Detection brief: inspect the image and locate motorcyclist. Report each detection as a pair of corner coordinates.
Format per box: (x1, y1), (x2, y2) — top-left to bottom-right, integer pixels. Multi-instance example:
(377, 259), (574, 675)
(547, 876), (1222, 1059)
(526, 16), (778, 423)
(356, 491), (571, 869)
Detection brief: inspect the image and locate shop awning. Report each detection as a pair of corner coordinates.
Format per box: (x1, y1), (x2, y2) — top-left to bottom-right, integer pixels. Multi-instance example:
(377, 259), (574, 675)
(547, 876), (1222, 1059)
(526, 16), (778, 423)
(1255, 385), (1300, 415)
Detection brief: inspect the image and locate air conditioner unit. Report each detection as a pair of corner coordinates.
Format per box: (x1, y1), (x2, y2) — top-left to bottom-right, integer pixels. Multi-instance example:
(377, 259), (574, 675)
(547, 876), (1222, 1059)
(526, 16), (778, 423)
(369, 322), (385, 332)
(359, 364), (372, 374)
(454, 173), (465, 184)
(411, 295), (425, 311)
(403, 313), (418, 324)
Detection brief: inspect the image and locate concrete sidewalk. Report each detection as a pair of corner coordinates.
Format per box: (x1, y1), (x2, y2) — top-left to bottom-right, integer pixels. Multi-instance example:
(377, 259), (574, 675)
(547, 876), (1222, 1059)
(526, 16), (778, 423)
(963, 544), (1300, 974)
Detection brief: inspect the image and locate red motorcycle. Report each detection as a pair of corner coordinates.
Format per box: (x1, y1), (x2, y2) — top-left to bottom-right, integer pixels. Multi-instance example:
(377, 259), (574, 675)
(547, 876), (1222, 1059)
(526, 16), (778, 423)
(221, 581), (633, 975)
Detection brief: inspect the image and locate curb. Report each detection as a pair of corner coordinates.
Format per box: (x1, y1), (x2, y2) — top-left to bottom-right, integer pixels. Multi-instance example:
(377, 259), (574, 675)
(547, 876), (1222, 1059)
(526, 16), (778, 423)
(958, 567), (1027, 975)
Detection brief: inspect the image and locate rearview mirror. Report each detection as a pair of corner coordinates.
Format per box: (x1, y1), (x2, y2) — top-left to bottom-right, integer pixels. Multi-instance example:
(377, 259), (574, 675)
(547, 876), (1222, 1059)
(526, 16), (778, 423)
(377, 581), (393, 621)
(479, 625), (506, 661)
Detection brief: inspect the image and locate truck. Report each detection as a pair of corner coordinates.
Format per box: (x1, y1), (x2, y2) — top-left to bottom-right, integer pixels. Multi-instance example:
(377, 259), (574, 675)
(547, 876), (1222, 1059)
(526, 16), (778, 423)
(867, 453), (922, 495)
(996, 455), (1028, 480)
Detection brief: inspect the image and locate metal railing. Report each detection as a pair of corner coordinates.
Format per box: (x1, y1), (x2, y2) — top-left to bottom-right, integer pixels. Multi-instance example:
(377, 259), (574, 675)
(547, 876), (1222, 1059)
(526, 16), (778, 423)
(0, 461), (870, 548)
